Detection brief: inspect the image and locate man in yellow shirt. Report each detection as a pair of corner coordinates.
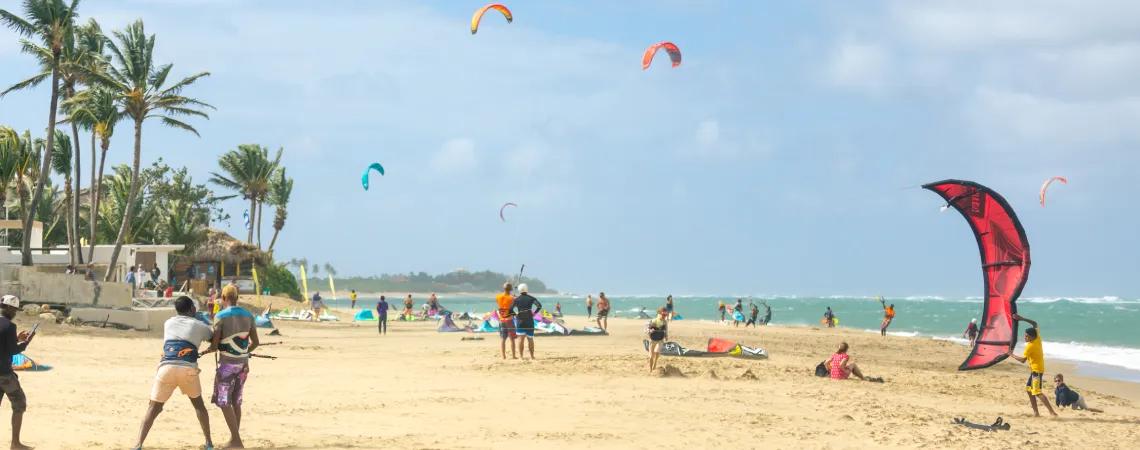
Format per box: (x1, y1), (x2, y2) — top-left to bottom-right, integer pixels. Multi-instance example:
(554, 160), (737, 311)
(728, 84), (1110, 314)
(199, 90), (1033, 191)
(1007, 314), (1057, 417)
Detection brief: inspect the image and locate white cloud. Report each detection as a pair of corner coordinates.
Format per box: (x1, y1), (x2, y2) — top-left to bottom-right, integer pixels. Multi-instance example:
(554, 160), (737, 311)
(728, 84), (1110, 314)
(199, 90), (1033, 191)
(967, 87), (1140, 150)
(891, 0), (1140, 51)
(827, 39), (889, 92)
(430, 138), (477, 174)
(695, 119), (719, 147)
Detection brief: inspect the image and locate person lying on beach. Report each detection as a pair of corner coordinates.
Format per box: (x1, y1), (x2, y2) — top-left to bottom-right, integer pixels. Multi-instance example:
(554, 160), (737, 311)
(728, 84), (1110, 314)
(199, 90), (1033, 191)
(828, 342), (867, 381)
(646, 307), (668, 373)
(963, 319), (978, 346)
(133, 296), (214, 450)
(1054, 374), (1103, 413)
(1005, 314), (1058, 417)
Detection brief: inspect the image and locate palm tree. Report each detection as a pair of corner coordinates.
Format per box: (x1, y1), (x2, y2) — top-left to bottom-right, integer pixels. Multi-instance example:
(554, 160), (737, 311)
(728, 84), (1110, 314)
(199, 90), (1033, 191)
(0, 127), (22, 229)
(89, 20), (212, 281)
(48, 129), (76, 263)
(95, 165), (156, 245)
(64, 86), (119, 260)
(209, 144), (281, 247)
(1, 0), (82, 265)
(266, 168), (292, 254)
(324, 263), (336, 278)
(73, 18), (106, 259)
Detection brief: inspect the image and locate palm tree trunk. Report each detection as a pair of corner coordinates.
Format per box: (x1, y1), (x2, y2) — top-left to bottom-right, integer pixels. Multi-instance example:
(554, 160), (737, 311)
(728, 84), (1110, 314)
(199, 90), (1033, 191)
(268, 226), (281, 254)
(70, 121), (83, 264)
(64, 179), (75, 266)
(87, 129), (96, 261)
(104, 119), (142, 281)
(256, 199), (263, 249)
(247, 197), (256, 243)
(21, 61), (61, 266)
(88, 139), (108, 262)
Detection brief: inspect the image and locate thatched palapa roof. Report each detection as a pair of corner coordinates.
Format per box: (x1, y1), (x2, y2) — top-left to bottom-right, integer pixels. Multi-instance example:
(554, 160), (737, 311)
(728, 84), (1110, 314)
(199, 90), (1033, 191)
(182, 229), (271, 266)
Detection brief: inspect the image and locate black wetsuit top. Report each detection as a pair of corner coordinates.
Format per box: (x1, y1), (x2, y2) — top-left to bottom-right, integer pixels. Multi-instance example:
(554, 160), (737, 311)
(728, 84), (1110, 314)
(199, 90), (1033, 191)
(511, 294), (543, 330)
(0, 317), (29, 376)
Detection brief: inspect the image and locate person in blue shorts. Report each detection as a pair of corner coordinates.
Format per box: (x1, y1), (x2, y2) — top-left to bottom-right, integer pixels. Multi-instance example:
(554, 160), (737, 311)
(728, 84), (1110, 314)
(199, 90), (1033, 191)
(511, 284), (543, 360)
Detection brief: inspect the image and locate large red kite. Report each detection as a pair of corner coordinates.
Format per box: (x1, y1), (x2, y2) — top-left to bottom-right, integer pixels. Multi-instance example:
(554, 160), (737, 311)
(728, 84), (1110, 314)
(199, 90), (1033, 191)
(924, 180), (1031, 371)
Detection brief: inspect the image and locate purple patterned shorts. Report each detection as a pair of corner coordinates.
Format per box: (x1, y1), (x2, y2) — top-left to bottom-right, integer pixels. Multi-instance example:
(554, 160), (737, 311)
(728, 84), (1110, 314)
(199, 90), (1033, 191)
(211, 362), (248, 407)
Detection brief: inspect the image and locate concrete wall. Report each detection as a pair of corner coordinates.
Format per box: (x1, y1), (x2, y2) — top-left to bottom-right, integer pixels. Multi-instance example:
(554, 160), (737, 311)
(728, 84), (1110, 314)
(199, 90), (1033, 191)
(0, 266), (131, 307)
(69, 307), (175, 331)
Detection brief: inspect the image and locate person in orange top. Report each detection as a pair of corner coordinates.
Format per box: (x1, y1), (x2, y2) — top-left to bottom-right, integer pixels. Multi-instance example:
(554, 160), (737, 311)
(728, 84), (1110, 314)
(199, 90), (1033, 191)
(879, 297), (895, 337)
(496, 282), (517, 359)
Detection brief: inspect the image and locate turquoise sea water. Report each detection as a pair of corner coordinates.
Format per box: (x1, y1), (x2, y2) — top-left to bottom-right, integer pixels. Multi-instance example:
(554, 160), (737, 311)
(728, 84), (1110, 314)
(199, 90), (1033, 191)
(323, 294), (1140, 375)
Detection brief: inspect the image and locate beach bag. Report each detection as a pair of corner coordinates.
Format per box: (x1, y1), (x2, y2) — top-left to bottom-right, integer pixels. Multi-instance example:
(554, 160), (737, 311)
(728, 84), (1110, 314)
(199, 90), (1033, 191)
(649, 329), (666, 341)
(814, 361), (828, 377)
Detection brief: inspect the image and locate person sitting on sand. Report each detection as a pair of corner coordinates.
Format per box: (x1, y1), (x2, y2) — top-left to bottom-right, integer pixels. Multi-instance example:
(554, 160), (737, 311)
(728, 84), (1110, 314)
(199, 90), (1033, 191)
(212, 285), (259, 448)
(880, 299), (895, 337)
(586, 295), (594, 318)
(133, 296), (215, 450)
(596, 292), (611, 331)
(646, 307), (668, 373)
(1053, 374), (1103, 413)
(1006, 314), (1058, 417)
(511, 284), (543, 360)
(496, 283), (517, 359)
(963, 319), (978, 346)
(829, 342), (866, 381)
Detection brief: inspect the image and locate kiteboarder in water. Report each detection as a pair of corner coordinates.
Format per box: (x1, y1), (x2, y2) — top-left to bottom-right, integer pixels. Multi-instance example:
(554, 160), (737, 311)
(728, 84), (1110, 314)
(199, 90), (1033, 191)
(1006, 314), (1058, 417)
(880, 299), (895, 337)
(824, 307), (836, 328)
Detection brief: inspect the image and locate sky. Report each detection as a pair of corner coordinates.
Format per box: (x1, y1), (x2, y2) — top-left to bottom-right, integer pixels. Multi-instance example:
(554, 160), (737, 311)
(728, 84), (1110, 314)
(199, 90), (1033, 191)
(0, 0), (1138, 297)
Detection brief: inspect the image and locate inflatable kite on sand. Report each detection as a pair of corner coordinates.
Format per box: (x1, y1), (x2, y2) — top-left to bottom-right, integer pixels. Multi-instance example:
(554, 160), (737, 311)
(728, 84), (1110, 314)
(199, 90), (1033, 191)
(924, 179), (1030, 371)
(471, 4), (512, 34)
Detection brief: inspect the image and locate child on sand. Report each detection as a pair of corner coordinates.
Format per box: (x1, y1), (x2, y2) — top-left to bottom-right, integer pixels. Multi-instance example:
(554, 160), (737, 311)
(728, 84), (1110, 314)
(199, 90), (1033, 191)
(1053, 374), (1103, 413)
(1006, 314), (1058, 417)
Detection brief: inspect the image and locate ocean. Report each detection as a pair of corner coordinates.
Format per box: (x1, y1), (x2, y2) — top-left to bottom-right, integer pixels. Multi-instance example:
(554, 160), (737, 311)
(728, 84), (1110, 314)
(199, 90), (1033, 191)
(322, 293), (1140, 380)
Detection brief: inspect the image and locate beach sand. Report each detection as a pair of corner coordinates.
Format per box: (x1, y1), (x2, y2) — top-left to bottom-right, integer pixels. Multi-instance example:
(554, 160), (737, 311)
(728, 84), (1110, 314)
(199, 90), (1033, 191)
(13, 312), (1140, 449)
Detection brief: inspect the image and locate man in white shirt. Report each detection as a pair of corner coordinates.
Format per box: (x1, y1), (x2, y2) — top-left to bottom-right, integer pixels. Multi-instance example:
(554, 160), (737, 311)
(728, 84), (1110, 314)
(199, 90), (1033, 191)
(132, 296), (215, 449)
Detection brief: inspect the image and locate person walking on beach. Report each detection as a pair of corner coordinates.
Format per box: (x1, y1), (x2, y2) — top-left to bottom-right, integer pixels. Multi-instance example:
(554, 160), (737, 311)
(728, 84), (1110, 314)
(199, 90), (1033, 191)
(310, 291), (323, 321)
(554, 302), (562, 317)
(403, 294), (414, 319)
(133, 296), (214, 450)
(963, 319), (978, 346)
(596, 292), (611, 331)
(0, 295), (35, 450)
(879, 298), (895, 337)
(761, 301), (772, 325)
(824, 306), (836, 328)
(746, 303), (759, 327)
(511, 284), (543, 359)
(732, 299), (744, 327)
(665, 295), (675, 320)
(586, 295), (593, 318)
(496, 283), (517, 359)
(350, 289), (358, 310)
(212, 285), (260, 448)
(717, 300), (726, 322)
(1006, 314), (1057, 417)
(376, 296), (389, 335)
(646, 307), (668, 374)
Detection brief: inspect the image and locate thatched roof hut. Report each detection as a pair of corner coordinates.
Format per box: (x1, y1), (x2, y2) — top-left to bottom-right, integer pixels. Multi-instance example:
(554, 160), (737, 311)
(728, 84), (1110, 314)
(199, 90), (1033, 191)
(183, 229), (270, 266)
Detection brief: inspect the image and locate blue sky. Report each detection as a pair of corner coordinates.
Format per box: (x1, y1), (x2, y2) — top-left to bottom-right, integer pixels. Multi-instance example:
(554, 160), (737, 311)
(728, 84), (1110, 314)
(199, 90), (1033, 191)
(1, 1), (1138, 297)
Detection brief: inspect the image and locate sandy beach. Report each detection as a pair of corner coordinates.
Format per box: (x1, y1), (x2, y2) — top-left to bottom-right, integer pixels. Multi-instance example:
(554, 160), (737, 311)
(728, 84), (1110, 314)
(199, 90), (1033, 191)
(7, 310), (1137, 449)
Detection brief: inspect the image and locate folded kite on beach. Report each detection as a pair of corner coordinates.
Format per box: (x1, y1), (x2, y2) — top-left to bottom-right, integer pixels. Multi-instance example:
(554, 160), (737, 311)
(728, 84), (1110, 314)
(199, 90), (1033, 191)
(644, 338), (767, 359)
(12, 354), (51, 372)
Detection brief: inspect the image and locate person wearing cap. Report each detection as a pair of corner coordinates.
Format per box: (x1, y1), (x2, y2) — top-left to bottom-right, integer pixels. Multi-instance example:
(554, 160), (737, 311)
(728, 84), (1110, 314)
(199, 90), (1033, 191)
(0, 295), (35, 450)
(495, 283), (517, 359)
(963, 318), (979, 346)
(211, 284), (259, 449)
(511, 284), (543, 359)
(132, 296), (215, 449)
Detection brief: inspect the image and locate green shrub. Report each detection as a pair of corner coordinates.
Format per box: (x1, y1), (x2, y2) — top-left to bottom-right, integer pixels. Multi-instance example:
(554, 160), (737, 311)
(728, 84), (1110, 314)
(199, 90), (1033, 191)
(259, 263), (301, 300)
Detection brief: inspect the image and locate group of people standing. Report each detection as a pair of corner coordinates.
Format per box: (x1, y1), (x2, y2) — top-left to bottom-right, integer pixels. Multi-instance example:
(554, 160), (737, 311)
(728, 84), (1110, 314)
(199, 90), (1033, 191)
(717, 298), (771, 327)
(496, 282), (544, 359)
